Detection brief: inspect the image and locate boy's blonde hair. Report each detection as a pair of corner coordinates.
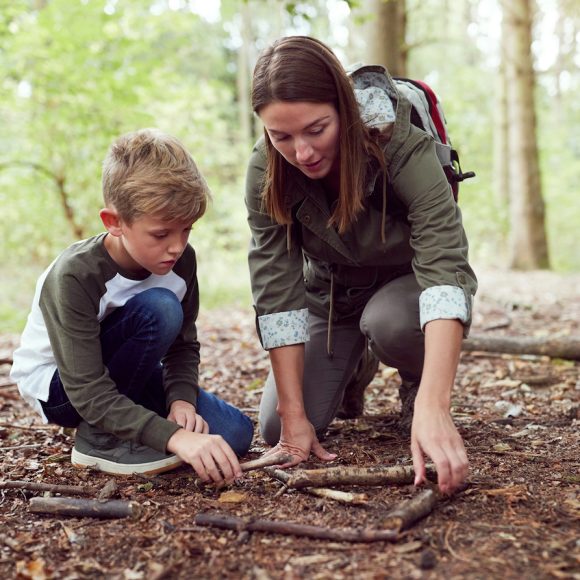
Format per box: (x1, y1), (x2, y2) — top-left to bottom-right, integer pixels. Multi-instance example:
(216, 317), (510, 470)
(102, 128), (210, 224)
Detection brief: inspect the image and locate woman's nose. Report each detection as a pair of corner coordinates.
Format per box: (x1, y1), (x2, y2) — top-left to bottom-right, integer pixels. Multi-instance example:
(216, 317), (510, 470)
(295, 139), (313, 163)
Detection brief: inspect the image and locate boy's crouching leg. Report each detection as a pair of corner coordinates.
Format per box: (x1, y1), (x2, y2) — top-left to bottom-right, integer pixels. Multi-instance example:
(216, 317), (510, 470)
(195, 390), (254, 457)
(72, 421), (183, 476)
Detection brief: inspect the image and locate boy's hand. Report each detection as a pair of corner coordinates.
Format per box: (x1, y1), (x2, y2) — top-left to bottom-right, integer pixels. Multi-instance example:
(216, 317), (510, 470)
(166, 429), (242, 485)
(168, 400), (209, 434)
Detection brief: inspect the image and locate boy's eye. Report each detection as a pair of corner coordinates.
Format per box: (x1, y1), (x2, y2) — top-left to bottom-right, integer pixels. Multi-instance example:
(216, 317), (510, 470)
(152, 233), (168, 239)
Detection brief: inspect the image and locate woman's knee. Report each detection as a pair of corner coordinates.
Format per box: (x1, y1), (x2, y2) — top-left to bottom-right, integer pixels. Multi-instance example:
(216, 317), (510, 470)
(259, 414), (280, 447)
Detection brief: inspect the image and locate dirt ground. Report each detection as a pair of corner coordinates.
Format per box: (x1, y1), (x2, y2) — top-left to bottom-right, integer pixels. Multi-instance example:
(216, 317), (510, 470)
(0, 269), (578, 579)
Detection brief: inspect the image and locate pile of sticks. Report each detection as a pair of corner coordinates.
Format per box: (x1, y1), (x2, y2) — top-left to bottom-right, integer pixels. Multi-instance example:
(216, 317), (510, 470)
(3, 454), (453, 543)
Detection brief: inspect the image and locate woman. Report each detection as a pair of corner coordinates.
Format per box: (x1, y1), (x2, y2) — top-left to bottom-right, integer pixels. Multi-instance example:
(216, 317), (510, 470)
(245, 36), (477, 494)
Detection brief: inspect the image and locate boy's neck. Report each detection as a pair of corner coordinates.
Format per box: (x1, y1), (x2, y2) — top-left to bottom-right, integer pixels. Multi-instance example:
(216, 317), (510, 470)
(103, 233), (148, 275)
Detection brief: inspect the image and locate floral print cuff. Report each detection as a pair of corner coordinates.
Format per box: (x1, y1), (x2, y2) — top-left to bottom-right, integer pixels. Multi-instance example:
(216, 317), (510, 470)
(419, 285), (470, 331)
(258, 309), (310, 350)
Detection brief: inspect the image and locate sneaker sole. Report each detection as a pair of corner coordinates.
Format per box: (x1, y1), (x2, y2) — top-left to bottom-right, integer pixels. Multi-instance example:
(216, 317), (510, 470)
(71, 448), (184, 476)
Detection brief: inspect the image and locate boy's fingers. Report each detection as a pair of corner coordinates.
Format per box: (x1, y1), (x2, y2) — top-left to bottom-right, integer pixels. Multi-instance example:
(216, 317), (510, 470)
(192, 415), (205, 433)
(191, 457), (210, 483)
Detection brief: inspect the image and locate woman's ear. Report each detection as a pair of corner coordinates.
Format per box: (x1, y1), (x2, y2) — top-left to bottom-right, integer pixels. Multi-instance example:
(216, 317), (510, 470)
(100, 208), (123, 237)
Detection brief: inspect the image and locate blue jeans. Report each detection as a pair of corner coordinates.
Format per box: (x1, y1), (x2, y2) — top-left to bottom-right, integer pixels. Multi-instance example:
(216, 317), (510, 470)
(41, 288), (253, 456)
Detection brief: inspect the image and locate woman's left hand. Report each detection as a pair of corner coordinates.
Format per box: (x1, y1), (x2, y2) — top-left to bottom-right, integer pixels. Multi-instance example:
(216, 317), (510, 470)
(410, 398), (468, 495)
(168, 400), (209, 434)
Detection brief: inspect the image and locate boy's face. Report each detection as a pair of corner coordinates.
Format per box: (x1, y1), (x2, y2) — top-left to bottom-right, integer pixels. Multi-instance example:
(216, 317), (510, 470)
(105, 213), (193, 275)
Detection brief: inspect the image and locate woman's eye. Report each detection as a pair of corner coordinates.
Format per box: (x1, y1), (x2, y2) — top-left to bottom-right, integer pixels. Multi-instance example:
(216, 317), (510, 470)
(309, 127), (324, 136)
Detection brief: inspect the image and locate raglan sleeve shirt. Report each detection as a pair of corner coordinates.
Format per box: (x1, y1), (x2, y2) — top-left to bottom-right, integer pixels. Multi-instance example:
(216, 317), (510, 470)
(245, 141), (310, 350)
(38, 244), (201, 453)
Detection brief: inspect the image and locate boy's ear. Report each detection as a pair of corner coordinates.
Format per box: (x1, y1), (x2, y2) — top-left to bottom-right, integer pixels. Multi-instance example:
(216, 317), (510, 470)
(100, 208), (123, 237)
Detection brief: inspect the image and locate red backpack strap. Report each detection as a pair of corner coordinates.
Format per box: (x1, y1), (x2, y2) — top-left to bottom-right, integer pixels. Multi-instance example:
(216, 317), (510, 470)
(412, 80), (448, 145)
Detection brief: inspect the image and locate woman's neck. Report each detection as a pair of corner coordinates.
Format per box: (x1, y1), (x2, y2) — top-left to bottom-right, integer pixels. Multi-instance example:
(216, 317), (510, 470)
(322, 158), (341, 200)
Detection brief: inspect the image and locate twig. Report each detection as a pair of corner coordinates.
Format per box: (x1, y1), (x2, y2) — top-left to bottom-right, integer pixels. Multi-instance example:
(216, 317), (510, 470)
(195, 512), (399, 543)
(29, 497), (141, 519)
(265, 468), (367, 504)
(305, 487), (368, 505)
(443, 522), (471, 562)
(0, 444), (44, 451)
(382, 489), (438, 532)
(0, 480), (98, 496)
(191, 453), (294, 487)
(240, 453), (294, 473)
(0, 423), (59, 431)
(265, 464), (436, 489)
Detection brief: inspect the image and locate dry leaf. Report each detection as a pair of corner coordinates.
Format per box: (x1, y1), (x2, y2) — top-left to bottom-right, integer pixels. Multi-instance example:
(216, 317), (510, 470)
(218, 490), (247, 503)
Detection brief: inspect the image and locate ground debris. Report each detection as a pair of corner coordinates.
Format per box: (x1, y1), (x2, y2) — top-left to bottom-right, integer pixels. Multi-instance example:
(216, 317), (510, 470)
(1, 272), (579, 578)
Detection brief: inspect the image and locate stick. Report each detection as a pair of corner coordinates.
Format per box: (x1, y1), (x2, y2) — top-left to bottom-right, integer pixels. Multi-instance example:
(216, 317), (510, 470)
(191, 453), (294, 487)
(264, 468), (367, 504)
(305, 487), (368, 505)
(0, 480), (98, 496)
(195, 512), (398, 543)
(29, 497), (141, 519)
(268, 465), (435, 489)
(463, 334), (580, 361)
(240, 453), (294, 472)
(382, 489), (438, 532)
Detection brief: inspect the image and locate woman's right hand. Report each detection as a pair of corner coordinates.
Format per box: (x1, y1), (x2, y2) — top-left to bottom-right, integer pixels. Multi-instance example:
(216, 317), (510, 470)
(264, 414), (336, 467)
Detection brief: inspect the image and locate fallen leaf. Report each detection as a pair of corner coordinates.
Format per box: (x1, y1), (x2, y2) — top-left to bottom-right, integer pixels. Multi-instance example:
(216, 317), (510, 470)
(218, 490), (247, 503)
(493, 443), (512, 452)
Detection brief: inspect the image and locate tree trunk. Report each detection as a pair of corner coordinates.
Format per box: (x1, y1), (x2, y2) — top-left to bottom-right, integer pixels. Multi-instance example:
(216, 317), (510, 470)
(363, 0), (407, 77)
(236, 2), (253, 149)
(501, 0), (550, 269)
(493, 14), (510, 207)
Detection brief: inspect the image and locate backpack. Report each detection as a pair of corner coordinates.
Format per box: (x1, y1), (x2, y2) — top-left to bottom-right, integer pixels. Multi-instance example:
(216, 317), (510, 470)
(393, 78), (475, 200)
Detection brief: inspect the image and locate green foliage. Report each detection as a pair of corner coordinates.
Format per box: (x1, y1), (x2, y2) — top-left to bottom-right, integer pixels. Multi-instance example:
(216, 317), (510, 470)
(0, 0), (578, 334)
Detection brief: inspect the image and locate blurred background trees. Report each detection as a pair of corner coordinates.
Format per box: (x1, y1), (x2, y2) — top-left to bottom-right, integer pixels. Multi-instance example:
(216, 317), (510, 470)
(1, 0), (579, 331)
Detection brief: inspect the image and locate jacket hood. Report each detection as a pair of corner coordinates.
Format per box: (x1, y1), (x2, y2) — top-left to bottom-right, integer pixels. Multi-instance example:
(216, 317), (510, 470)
(347, 63), (398, 130)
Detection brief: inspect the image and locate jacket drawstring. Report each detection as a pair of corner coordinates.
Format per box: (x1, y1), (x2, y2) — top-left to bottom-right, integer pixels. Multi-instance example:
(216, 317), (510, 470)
(327, 266), (335, 358)
(286, 224), (292, 255)
(381, 167), (388, 245)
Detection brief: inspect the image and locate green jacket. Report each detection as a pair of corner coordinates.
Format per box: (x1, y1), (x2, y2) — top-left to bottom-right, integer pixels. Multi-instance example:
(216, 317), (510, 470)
(245, 65), (477, 350)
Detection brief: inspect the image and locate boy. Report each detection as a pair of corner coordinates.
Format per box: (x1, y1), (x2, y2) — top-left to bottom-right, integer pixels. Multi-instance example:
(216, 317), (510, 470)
(10, 129), (253, 484)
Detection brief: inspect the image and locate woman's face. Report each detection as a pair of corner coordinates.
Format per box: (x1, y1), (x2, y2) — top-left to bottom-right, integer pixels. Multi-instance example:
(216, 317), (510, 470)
(259, 101), (340, 180)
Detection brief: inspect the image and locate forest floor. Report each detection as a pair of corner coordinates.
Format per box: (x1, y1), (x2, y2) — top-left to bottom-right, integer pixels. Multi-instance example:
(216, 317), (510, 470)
(0, 269), (579, 579)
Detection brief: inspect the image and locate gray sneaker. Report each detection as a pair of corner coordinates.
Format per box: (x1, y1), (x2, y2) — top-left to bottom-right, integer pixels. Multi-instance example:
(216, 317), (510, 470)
(72, 421), (183, 476)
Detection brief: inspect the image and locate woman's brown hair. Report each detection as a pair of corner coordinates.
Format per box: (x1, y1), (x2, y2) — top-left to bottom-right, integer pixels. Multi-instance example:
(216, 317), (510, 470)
(251, 36), (384, 234)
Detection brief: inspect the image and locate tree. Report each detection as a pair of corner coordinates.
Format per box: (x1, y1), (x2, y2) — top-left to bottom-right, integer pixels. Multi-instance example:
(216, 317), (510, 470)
(354, 0), (407, 76)
(501, 0), (550, 269)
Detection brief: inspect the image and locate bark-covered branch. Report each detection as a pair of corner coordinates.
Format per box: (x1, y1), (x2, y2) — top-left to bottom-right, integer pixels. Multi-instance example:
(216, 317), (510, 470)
(264, 464), (435, 489)
(195, 512), (398, 543)
(463, 334), (580, 360)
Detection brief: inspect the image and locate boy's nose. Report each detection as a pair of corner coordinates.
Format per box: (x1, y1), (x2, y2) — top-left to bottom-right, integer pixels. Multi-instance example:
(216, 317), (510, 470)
(168, 238), (185, 256)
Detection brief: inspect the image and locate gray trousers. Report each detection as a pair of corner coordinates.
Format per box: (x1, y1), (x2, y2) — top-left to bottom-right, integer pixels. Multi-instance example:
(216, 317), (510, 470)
(259, 273), (425, 445)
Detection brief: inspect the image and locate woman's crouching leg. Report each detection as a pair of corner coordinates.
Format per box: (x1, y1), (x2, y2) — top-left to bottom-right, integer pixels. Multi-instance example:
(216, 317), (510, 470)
(258, 313), (365, 445)
(360, 273), (424, 383)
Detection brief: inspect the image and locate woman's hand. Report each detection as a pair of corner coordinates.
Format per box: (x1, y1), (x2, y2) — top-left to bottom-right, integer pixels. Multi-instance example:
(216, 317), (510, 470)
(168, 400), (209, 434)
(166, 429), (241, 485)
(264, 414), (336, 467)
(412, 319), (468, 494)
(411, 396), (468, 494)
